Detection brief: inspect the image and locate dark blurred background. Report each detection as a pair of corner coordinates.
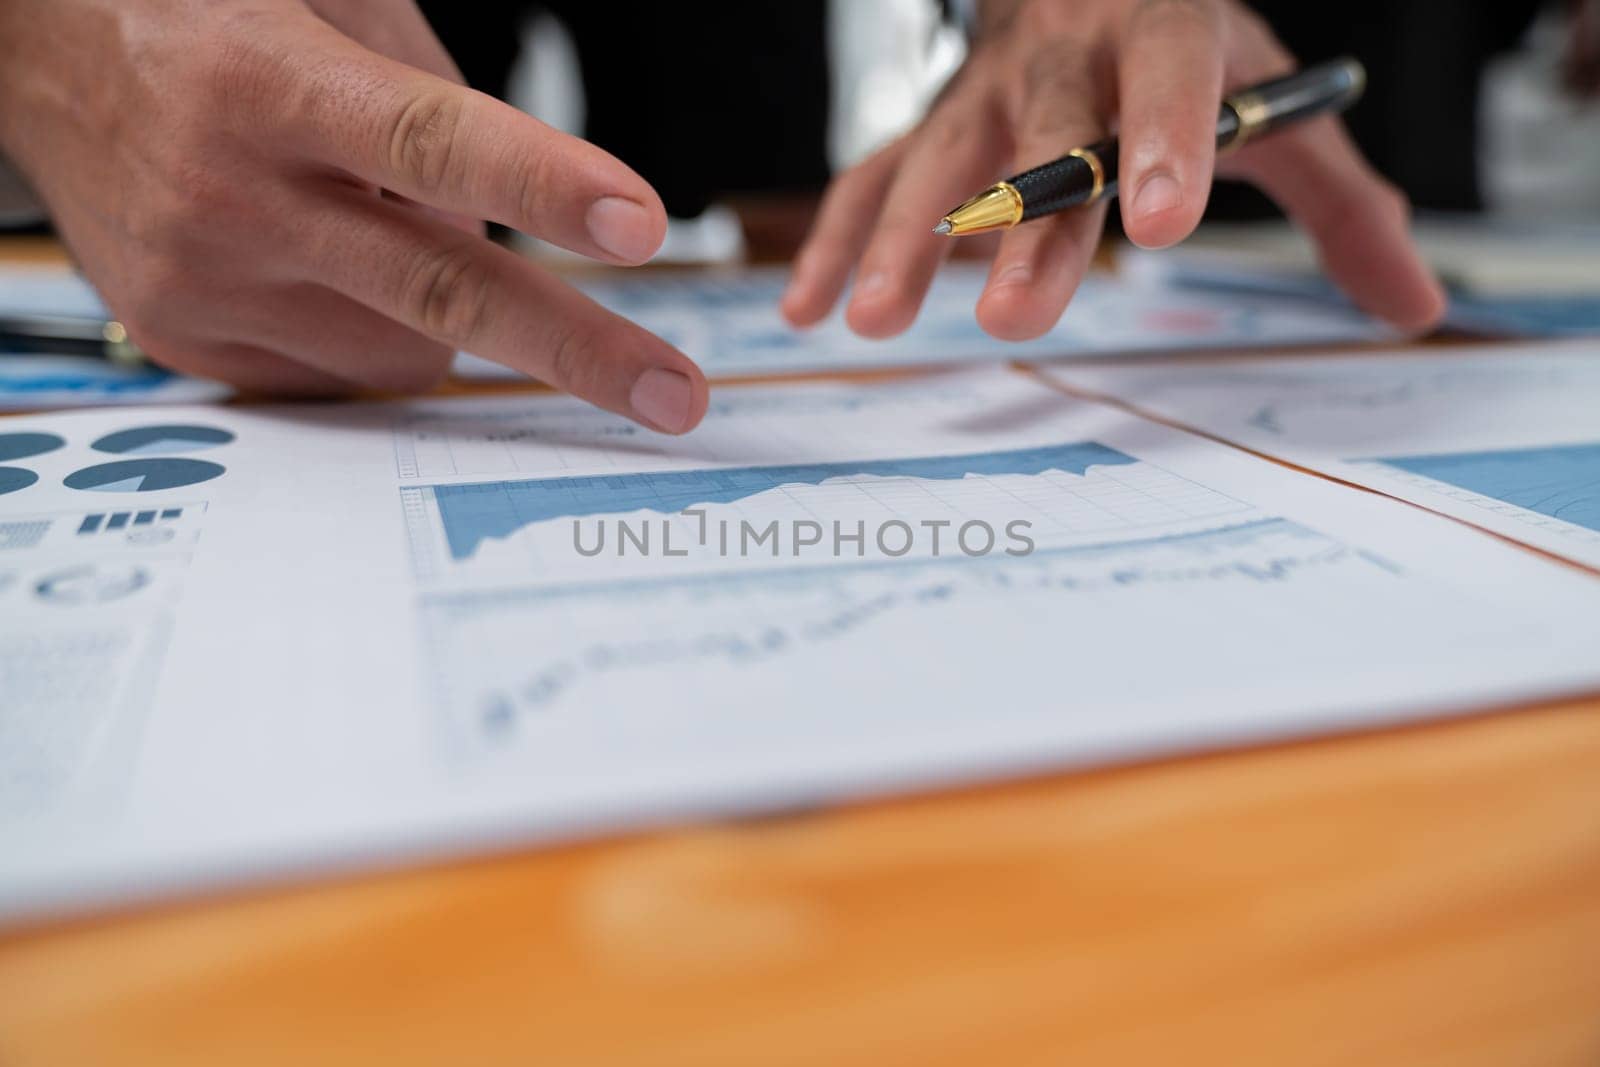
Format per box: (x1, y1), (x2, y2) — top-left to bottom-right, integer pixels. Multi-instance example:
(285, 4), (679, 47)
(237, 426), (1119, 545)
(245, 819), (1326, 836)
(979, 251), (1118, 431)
(418, 0), (1597, 232)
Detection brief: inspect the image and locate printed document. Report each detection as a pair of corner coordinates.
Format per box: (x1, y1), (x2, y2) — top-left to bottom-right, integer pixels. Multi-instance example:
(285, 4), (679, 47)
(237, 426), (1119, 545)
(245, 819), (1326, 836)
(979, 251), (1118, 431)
(3, 367), (1597, 921)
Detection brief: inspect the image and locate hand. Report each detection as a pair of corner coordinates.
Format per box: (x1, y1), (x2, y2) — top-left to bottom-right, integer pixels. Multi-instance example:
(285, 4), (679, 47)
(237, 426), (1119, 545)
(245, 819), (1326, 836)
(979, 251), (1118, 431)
(782, 0), (1447, 342)
(0, 0), (708, 433)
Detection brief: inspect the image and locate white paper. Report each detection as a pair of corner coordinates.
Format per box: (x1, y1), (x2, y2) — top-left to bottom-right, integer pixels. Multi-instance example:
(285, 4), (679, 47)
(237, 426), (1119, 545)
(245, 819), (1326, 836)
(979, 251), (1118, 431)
(3, 367), (1597, 922)
(1037, 341), (1600, 569)
(452, 264), (1391, 379)
(0, 263), (1387, 392)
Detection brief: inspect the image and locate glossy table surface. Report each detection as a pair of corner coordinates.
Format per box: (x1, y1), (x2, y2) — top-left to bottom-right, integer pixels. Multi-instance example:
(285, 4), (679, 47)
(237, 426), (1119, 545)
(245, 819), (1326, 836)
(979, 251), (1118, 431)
(2, 235), (1599, 1067)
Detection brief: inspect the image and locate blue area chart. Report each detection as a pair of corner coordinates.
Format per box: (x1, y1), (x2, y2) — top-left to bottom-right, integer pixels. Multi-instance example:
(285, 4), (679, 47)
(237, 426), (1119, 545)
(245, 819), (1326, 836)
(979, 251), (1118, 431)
(1377, 442), (1600, 533)
(430, 442), (1139, 561)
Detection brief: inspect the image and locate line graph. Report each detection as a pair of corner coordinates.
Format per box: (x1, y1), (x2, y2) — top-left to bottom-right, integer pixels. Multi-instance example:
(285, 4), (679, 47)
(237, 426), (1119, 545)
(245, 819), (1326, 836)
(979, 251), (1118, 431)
(400, 442), (1257, 579)
(423, 443), (1139, 561)
(418, 517), (1404, 741)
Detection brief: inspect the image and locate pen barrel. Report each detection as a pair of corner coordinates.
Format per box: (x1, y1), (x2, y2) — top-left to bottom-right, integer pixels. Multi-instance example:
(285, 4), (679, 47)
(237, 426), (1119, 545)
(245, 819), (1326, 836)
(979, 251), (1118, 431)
(941, 56), (1364, 234)
(0, 314), (145, 364)
(1219, 57), (1366, 151)
(1013, 141), (1120, 220)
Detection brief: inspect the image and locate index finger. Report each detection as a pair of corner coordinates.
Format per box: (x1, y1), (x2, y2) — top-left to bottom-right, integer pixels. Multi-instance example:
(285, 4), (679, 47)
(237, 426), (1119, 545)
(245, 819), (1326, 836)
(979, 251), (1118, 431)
(253, 14), (667, 265)
(305, 189), (710, 433)
(1230, 121), (1447, 332)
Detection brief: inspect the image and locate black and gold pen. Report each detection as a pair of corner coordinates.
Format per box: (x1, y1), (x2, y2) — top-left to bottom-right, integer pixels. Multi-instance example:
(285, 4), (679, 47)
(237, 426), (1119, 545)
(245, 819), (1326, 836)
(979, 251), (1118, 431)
(933, 56), (1367, 236)
(0, 313), (145, 364)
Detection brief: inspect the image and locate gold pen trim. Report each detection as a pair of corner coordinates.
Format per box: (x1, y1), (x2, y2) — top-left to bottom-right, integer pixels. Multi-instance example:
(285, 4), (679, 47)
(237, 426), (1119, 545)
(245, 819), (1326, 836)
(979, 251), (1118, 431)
(936, 181), (1024, 236)
(1224, 90), (1271, 152)
(1067, 147), (1105, 204)
(102, 321), (147, 366)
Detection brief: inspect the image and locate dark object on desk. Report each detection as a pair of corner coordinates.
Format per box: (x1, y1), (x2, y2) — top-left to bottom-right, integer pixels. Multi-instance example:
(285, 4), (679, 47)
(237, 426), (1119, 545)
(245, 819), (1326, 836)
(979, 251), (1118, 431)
(0, 313), (145, 364)
(935, 58), (1366, 237)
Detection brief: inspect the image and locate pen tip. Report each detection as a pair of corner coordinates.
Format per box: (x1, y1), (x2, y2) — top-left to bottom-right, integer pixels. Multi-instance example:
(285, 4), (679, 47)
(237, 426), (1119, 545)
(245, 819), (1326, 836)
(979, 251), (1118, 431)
(932, 220), (953, 236)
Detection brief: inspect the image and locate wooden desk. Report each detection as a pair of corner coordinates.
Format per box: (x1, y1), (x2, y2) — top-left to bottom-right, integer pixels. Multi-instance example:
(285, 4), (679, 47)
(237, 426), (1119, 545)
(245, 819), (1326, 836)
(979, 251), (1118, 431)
(3, 236), (1599, 1067)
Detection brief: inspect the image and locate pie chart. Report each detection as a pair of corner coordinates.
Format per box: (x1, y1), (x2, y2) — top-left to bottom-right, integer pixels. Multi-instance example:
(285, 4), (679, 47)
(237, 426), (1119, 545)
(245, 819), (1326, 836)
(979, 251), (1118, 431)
(92, 424), (235, 455)
(64, 458), (225, 492)
(0, 431), (64, 462)
(0, 466), (39, 495)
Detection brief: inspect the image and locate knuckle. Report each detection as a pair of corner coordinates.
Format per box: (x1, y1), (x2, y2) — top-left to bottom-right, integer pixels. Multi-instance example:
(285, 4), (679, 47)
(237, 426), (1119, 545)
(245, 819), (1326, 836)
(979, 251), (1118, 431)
(1017, 40), (1101, 136)
(1016, 0), (1081, 38)
(401, 243), (493, 345)
(387, 89), (464, 193)
(1020, 37), (1094, 100)
(543, 323), (607, 398)
(512, 151), (556, 229)
(201, 12), (297, 132)
(1133, 0), (1217, 33)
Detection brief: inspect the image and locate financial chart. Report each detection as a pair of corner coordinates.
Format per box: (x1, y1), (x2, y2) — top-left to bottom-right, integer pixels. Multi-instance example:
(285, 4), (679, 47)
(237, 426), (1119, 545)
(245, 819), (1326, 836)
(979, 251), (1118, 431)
(399, 441), (1257, 583)
(420, 515), (1411, 748)
(386, 378), (1523, 765)
(1365, 443), (1600, 544)
(1042, 345), (1600, 569)
(0, 416), (227, 822)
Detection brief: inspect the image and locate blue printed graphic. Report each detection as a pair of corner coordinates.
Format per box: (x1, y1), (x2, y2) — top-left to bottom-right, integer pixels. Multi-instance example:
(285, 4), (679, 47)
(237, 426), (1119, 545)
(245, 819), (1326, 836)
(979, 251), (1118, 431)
(0, 466), (39, 495)
(430, 442), (1139, 561)
(64, 457), (225, 493)
(0, 432), (64, 462)
(1376, 442), (1600, 533)
(92, 424), (235, 455)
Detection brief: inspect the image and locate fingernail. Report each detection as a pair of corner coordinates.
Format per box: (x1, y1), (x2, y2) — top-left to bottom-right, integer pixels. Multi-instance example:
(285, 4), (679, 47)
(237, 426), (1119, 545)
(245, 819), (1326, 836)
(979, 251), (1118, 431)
(1132, 173), (1182, 220)
(629, 367), (695, 433)
(586, 197), (659, 263)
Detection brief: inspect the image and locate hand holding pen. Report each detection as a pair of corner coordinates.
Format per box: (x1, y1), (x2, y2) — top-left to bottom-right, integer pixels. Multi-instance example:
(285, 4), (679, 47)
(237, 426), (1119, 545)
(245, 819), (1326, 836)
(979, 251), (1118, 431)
(782, 0), (1448, 342)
